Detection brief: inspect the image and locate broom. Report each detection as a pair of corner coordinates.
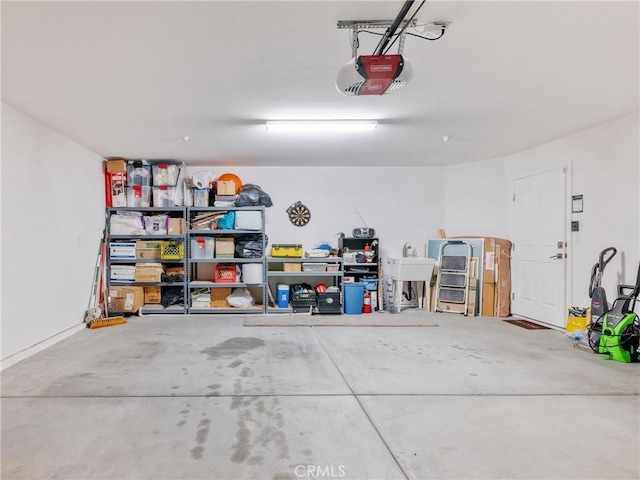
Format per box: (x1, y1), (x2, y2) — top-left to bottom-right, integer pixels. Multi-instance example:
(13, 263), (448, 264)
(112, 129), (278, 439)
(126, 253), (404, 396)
(85, 231), (127, 329)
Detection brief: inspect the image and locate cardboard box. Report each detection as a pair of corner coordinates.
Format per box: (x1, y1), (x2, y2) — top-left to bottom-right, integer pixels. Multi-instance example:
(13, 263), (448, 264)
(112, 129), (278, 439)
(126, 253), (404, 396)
(168, 218), (183, 235)
(109, 286), (144, 312)
(284, 262), (302, 273)
(110, 265), (136, 283)
(105, 159), (127, 173)
(195, 263), (216, 281)
(191, 288), (211, 308)
(105, 172), (126, 207)
(165, 266), (185, 276)
(215, 237), (235, 258)
(216, 180), (236, 196)
(482, 282), (496, 316)
(210, 287), (232, 307)
(136, 240), (162, 260)
(144, 286), (162, 304)
(135, 263), (164, 282)
(109, 242), (136, 260)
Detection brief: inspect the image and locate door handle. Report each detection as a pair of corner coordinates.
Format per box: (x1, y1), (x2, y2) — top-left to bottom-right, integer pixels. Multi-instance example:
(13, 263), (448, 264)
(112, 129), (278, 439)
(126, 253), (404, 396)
(549, 253), (563, 259)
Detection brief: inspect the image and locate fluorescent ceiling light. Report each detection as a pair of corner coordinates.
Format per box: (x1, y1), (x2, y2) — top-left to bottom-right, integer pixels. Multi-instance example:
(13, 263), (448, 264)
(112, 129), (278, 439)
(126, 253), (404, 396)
(265, 120), (377, 132)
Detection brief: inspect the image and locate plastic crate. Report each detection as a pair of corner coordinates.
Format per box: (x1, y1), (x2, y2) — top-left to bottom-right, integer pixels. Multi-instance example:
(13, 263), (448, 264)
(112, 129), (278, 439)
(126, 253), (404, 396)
(290, 284), (317, 312)
(317, 292), (342, 314)
(215, 264), (237, 283)
(161, 240), (184, 260)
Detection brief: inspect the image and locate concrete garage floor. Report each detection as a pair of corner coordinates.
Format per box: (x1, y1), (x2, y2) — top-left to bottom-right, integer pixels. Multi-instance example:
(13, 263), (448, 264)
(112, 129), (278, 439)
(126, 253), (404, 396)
(1, 313), (639, 480)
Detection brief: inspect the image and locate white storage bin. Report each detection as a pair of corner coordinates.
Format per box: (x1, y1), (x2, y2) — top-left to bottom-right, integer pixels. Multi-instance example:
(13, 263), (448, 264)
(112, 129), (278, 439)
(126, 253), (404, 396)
(152, 163), (180, 186)
(127, 186), (151, 207)
(302, 263), (327, 272)
(191, 237), (215, 259)
(234, 210), (262, 230)
(152, 186), (176, 207)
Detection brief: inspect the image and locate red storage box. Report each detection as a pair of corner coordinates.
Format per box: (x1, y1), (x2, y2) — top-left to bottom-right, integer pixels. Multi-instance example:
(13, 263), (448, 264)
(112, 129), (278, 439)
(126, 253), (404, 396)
(215, 264), (237, 283)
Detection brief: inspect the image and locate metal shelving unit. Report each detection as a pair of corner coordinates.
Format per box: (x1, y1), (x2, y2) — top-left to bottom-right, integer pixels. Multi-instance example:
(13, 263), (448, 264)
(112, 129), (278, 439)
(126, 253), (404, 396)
(266, 256), (344, 313)
(186, 206), (267, 314)
(106, 207), (188, 315)
(340, 237), (380, 311)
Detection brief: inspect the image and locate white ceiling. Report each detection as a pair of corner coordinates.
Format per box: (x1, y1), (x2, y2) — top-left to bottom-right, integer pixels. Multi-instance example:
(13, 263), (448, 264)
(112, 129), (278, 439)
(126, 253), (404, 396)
(2, 1), (638, 167)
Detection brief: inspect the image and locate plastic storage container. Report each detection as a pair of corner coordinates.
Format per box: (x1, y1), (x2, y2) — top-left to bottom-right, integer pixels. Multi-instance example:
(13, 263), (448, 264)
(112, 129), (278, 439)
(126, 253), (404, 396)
(191, 237), (215, 259)
(235, 211), (262, 230)
(126, 186), (151, 207)
(193, 188), (209, 207)
(359, 278), (378, 291)
(318, 292), (342, 314)
(152, 186), (176, 207)
(152, 163), (180, 186)
(302, 263), (327, 272)
(127, 163), (152, 186)
(277, 284), (290, 308)
(343, 282), (365, 314)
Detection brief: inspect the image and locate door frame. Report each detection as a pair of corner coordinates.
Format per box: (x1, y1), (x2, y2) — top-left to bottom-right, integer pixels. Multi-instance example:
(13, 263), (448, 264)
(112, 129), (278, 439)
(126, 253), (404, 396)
(511, 162), (573, 328)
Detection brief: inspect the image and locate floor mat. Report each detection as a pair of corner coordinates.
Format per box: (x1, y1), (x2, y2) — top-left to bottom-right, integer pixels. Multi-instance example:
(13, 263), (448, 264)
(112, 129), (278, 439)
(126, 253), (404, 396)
(504, 319), (551, 330)
(244, 312), (439, 327)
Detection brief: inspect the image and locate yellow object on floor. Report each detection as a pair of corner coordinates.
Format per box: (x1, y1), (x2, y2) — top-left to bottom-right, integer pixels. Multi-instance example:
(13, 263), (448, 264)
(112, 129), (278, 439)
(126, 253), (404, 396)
(88, 316), (127, 329)
(566, 313), (588, 333)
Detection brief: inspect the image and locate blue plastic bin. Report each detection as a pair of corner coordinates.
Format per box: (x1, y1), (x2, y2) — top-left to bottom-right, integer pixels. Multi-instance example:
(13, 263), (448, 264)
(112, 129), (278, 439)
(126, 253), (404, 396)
(360, 278), (378, 291)
(277, 284), (290, 308)
(343, 283), (365, 314)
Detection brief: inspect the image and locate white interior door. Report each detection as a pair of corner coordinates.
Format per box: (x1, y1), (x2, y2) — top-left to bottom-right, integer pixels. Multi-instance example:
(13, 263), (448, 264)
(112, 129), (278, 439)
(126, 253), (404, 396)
(512, 168), (567, 328)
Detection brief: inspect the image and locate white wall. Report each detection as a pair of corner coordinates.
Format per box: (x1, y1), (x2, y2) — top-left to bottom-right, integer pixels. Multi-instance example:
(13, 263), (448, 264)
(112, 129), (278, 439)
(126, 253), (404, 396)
(1, 103), (105, 361)
(185, 166), (445, 260)
(2, 104), (636, 362)
(443, 112), (640, 308)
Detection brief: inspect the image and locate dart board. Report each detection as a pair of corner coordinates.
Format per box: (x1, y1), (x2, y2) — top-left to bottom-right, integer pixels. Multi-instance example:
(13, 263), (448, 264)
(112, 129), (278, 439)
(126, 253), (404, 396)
(287, 201), (311, 227)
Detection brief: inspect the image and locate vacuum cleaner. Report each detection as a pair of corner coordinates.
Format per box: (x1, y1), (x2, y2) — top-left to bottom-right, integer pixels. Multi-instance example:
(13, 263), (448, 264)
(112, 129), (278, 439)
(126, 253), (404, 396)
(589, 262), (640, 363)
(588, 247), (617, 317)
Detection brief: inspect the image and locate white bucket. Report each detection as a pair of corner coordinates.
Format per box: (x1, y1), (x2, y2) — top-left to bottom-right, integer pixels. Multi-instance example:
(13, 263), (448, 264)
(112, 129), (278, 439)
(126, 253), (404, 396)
(242, 263), (263, 284)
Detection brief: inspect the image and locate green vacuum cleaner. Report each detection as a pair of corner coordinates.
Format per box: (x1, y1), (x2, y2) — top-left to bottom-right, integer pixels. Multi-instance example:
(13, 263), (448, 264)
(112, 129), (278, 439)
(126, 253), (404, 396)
(589, 263), (640, 363)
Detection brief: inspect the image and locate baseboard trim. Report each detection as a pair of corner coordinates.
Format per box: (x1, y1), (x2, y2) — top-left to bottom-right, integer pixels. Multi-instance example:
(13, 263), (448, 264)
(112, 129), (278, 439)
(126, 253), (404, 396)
(1, 323), (86, 370)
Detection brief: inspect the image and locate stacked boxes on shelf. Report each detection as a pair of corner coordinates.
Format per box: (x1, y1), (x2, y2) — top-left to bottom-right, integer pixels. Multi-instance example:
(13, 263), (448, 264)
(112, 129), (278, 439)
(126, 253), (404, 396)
(104, 159), (182, 208)
(106, 206), (187, 314)
(187, 206), (266, 313)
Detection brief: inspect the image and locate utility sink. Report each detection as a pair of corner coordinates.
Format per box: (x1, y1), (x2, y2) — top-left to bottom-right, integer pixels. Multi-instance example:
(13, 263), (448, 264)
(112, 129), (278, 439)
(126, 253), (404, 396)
(387, 257), (435, 281)
(386, 257), (436, 312)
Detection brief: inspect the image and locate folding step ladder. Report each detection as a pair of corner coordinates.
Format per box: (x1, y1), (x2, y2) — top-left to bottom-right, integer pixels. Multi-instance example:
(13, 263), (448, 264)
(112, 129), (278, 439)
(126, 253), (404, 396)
(434, 240), (472, 315)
